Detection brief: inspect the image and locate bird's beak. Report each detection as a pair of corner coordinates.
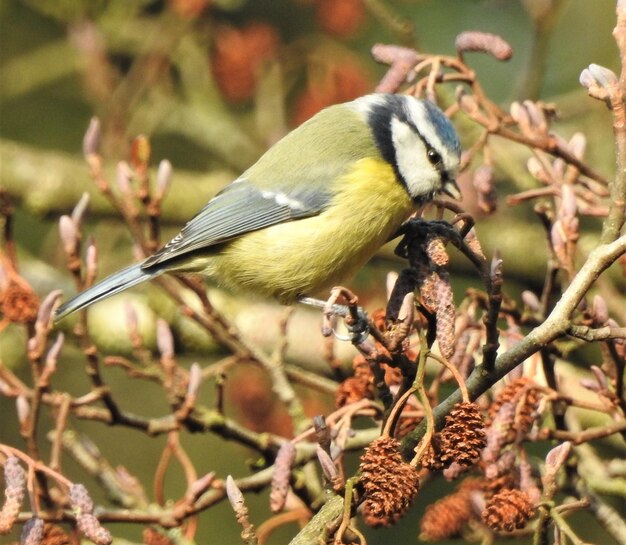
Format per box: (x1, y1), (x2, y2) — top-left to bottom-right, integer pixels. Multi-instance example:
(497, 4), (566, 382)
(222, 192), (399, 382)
(442, 178), (462, 200)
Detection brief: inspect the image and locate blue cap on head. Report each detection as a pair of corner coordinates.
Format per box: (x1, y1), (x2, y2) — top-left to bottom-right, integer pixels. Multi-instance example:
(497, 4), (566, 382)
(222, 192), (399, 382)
(421, 100), (461, 156)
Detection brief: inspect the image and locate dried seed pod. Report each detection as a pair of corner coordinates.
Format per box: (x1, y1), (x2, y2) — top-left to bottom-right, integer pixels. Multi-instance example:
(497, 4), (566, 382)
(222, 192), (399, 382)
(439, 402), (487, 469)
(419, 478), (483, 541)
(0, 456), (26, 534)
(359, 437), (420, 527)
(482, 489), (535, 532)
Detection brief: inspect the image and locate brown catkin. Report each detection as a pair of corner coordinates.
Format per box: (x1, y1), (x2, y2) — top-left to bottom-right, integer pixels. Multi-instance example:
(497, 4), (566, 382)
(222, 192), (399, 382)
(359, 437), (420, 527)
(482, 489), (535, 531)
(440, 402), (487, 469)
(419, 478), (483, 541)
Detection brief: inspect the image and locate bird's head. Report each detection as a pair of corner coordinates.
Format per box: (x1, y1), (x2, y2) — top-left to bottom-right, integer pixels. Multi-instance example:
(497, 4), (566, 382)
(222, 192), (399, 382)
(353, 94), (462, 202)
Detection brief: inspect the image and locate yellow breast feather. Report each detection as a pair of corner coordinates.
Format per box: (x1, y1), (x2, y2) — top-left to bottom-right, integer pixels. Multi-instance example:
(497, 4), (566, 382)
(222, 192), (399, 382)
(202, 157), (414, 302)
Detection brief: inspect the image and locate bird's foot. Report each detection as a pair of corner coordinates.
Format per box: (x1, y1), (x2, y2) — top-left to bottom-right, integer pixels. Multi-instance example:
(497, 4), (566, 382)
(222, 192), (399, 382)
(298, 287), (369, 344)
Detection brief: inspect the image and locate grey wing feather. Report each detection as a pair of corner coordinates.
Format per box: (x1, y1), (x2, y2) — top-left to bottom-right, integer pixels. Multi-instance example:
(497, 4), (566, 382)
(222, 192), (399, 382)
(54, 263), (158, 321)
(142, 180), (329, 269)
(141, 103), (374, 270)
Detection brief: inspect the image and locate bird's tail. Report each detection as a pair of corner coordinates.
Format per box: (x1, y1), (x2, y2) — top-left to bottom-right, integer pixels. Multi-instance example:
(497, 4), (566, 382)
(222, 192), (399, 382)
(54, 263), (160, 322)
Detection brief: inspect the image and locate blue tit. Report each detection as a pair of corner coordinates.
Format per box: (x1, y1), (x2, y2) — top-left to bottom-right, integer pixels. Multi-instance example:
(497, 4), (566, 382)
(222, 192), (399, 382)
(54, 93), (461, 321)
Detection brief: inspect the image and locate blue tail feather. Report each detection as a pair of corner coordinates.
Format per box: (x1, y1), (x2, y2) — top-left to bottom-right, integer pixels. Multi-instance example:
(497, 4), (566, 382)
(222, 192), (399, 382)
(54, 263), (160, 322)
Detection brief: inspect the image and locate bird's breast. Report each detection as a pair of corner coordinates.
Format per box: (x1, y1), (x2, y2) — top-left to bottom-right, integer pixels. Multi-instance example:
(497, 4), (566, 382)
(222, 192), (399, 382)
(205, 158), (414, 302)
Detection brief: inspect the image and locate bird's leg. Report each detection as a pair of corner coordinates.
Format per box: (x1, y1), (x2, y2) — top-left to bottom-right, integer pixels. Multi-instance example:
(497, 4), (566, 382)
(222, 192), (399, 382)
(298, 287), (369, 344)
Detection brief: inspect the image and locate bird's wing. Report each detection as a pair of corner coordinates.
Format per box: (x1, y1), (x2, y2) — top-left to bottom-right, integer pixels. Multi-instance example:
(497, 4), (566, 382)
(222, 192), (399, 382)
(142, 104), (376, 270)
(141, 178), (331, 269)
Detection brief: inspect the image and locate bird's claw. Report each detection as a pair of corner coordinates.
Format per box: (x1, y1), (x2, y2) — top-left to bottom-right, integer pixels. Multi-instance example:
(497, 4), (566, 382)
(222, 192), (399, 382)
(344, 306), (370, 344)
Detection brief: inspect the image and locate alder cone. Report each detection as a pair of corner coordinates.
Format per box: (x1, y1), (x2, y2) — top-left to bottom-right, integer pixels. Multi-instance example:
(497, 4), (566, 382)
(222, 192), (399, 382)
(359, 437), (420, 527)
(482, 489), (535, 532)
(419, 478), (483, 541)
(440, 402), (487, 468)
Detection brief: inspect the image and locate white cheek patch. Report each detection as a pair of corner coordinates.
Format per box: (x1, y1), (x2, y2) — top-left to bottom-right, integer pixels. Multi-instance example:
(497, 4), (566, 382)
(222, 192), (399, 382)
(390, 117), (436, 197)
(261, 190), (306, 211)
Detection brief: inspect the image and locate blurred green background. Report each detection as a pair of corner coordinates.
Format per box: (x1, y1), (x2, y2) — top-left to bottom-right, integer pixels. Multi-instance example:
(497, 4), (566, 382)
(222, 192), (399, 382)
(0, 0), (621, 543)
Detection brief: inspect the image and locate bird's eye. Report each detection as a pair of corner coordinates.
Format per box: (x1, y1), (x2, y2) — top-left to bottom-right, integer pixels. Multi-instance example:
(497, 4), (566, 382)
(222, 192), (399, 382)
(427, 149), (442, 165)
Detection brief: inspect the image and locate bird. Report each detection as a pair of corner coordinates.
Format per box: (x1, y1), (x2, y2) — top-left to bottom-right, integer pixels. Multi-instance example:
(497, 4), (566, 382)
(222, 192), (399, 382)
(54, 93), (461, 322)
